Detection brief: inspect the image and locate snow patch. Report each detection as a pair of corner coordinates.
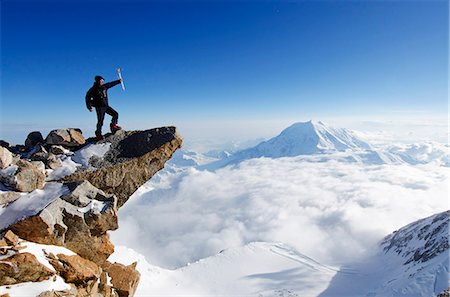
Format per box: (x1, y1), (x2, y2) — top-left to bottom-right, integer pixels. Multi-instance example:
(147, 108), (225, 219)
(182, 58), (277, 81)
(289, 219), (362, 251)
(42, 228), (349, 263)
(0, 183), (69, 230)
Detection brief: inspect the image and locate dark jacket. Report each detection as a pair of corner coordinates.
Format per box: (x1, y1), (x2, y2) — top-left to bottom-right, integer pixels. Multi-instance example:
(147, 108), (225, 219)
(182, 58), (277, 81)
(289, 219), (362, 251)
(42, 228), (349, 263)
(85, 80), (121, 109)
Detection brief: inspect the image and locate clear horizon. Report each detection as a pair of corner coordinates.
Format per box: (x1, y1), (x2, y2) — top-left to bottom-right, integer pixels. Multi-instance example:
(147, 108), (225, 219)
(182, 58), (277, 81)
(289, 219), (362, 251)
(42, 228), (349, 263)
(1, 1), (448, 147)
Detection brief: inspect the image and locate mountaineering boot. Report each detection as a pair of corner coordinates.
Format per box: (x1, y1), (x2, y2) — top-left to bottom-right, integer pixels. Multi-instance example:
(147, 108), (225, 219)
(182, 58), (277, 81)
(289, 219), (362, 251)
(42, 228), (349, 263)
(110, 124), (122, 134)
(95, 131), (104, 141)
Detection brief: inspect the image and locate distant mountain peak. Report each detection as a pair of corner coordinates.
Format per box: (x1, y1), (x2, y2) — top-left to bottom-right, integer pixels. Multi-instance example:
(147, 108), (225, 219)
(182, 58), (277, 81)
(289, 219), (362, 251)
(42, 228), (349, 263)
(236, 121), (371, 159)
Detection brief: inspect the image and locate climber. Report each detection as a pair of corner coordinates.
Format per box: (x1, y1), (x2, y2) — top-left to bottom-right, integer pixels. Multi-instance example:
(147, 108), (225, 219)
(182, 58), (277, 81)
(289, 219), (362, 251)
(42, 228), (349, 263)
(85, 75), (122, 140)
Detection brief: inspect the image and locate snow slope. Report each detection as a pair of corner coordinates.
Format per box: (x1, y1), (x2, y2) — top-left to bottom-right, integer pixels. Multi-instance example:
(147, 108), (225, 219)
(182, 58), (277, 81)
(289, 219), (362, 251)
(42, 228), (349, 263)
(110, 210), (449, 297)
(319, 210), (450, 297)
(110, 242), (340, 297)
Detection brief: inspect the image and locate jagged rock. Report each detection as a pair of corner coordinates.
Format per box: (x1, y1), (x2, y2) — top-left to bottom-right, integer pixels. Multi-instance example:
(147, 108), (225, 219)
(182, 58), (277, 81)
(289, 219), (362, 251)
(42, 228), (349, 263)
(0, 252), (54, 285)
(25, 131), (44, 149)
(14, 159), (45, 192)
(0, 192), (21, 206)
(0, 147), (13, 170)
(63, 127), (183, 207)
(46, 129), (85, 147)
(106, 262), (140, 297)
(9, 182), (118, 265)
(48, 253), (101, 284)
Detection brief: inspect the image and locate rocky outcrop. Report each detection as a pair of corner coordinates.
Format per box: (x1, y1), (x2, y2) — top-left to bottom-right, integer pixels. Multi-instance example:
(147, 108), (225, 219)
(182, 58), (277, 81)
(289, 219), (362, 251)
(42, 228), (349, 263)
(0, 126), (182, 296)
(46, 129), (85, 147)
(63, 127), (182, 207)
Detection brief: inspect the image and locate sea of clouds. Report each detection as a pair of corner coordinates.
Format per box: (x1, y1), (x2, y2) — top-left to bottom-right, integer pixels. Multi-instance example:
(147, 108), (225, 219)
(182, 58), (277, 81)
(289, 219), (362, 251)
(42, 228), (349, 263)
(111, 157), (448, 269)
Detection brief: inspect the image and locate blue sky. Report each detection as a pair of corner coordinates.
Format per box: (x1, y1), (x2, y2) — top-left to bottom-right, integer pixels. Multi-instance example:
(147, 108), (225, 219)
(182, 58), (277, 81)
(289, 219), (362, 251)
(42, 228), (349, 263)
(1, 0), (448, 145)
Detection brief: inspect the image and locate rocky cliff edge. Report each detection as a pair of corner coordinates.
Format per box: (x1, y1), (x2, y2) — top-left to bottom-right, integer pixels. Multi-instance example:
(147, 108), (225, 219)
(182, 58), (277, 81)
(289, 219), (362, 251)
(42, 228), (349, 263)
(0, 127), (182, 296)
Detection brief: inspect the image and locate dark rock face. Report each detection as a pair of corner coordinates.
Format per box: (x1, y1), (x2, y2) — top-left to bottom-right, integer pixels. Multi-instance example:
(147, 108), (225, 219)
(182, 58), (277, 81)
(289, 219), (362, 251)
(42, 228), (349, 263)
(25, 131), (44, 149)
(381, 210), (449, 265)
(63, 127), (182, 207)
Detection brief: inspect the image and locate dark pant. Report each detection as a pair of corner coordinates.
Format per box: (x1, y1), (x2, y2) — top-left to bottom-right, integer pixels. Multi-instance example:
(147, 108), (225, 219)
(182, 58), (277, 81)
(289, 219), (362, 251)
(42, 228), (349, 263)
(95, 106), (118, 135)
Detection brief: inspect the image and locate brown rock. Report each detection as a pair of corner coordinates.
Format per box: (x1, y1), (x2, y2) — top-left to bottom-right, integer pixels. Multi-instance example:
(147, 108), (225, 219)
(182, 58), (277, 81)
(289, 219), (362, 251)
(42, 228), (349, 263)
(68, 129), (86, 146)
(0, 293), (10, 297)
(106, 262), (140, 297)
(0, 147), (13, 170)
(46, 129), (85, 147)
(63, 127), (182, 207)
(0, 252), (54, 285)
(49, 254), (101, 284)
(14, 159), (45, 192)
(3, 230), (19, 246)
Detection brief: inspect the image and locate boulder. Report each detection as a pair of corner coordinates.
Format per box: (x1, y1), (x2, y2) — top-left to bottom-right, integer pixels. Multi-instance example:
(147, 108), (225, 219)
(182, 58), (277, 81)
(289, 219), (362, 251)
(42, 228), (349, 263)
(25, 131), (44, 149)
(14, 159), (45, 192)
(9, 181), (118, 265)
(0, 252), (54, 285)
(0, 147), (13, 169)
(46, 129), (85, 147)
(106, 262), (140, 297)
(63, 127), (183, 207)
(48, 253), (101, 284)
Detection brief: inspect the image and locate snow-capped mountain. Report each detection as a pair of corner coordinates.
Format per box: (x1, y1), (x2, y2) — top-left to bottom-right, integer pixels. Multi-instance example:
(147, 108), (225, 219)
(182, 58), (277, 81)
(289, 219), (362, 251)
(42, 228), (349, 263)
(236, 120), (371, 158)
(199, 121), (449, 170)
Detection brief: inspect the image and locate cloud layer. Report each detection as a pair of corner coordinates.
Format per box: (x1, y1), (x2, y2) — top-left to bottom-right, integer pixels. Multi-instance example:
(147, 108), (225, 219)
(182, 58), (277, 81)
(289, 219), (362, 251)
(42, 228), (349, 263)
(111, 157), (448, 269)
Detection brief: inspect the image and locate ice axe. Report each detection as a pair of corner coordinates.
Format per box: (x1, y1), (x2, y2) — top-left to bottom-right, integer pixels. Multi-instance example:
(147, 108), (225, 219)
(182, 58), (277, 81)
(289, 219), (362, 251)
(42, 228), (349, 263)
(117, 67), (125, 91)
